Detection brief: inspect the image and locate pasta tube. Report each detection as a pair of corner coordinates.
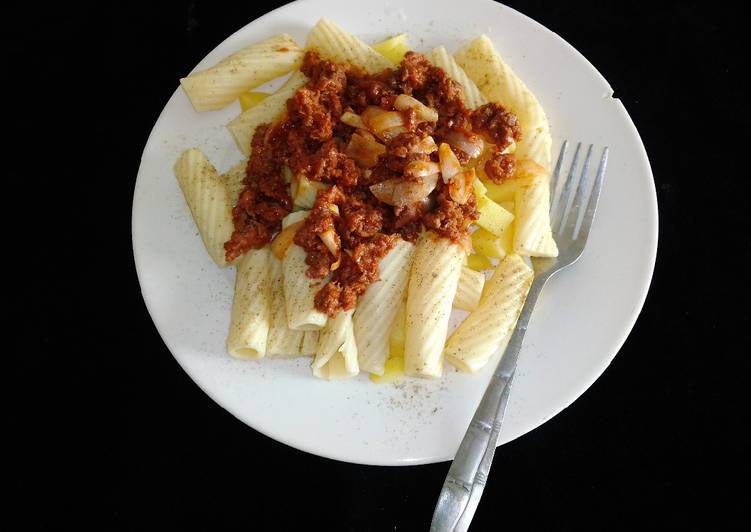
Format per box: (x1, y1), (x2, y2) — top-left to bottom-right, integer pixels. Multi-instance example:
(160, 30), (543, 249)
(312, 309), (358, 379)
(354, 239), (415, 375)
(266, 255), (319, 357)
(428, 46), (488, 109)
(300, 329), (320, 356)
(180, 34), (303, 112)
(454, 35), (552, 171)
(404, 235), (466, 378)
(306, 18), (392, 74)
(453, 266), (486, 312)
(227, 71), (308, 155)
(513, 169), (558, 257)
(173, 148), (234, 267)
(226, 247), (272, 359)
(389, 298), (407, 358)
(445, 254), (533, 372)
(282, 212), (328, 331)
(219, 159), (247, 205)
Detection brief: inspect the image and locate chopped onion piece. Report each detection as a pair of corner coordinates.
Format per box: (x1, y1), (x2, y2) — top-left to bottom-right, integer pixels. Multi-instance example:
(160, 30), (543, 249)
(438, 142), (462, 183)
(404, 160), (440, 178)
(411, 136), (438, 154)
(328, 204), (340, 216)
(394, 94), (439, 123)
(340, 111), (367, 129)
(362, 106), (405, 133)
(319, 228), (340, 257)
(369, 179), (396, 204)
(370, 173), (440, 207)
(345, 131), (386, 168)
(449, 168), (476, 205)
(357, 129), (377, 142)
(271, 221), (303, 259)
(444, 130), (484, 159)
(378, 126), (408, 142)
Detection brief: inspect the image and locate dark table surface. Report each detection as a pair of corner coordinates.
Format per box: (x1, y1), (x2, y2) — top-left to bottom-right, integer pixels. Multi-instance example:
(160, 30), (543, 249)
(10, 1), (745, 529)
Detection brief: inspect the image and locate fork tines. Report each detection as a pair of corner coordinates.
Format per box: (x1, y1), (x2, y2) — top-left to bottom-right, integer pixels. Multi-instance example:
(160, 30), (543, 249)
(550, 142), (609, 244)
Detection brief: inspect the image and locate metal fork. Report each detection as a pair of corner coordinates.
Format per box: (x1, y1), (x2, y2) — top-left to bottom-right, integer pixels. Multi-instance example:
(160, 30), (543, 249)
(430, 142), (609, 532)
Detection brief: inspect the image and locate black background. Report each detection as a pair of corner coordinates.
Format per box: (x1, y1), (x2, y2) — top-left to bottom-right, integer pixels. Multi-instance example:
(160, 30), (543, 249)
(9, 1), (746, 529)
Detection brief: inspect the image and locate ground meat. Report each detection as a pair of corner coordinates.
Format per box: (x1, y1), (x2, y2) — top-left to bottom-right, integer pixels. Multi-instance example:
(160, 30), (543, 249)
(381, 132), (431, 175)
(390, 200), (428, 242)
(294, 187), (345, 278)
(355, 165), (391, 187)
(314, 234), (397, 316)
(301, 51), (348, 94)
(246, 124), (276, 178)
(387, 132), (422, 158)
(396, 52), (432, 93)
(224, 125), (292, 262)
(288, 53), (348, 142)
(225, 50), (521, 315)
(414, 121), (436, 139)
(402, 107), (419, 132)
(423, 75), (468, 127)
(292, 140), (361, 188)
(397, 52), (471, 137)
(393, 200), (428, 228)
(345, 71), (398, 111)
(314, 281), (344, 317)
(287, 88), (335, 142)
(337, 193), (387, 248)
(422, 181), (479, 242)
(471, 103), (522, 150)
(484, 152), (517, 183)
(393, 221), (421, 243)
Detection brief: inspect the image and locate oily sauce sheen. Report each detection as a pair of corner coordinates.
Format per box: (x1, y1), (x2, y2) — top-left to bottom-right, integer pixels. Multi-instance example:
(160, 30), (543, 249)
(225, 51), (521, 316)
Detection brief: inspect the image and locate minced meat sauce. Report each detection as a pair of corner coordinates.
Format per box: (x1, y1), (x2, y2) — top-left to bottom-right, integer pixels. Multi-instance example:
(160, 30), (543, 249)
(225, 51), (522, 316)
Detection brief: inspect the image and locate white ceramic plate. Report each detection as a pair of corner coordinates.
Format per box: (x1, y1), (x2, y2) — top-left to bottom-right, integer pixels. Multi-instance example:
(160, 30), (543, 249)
(132, 0), (657, 465)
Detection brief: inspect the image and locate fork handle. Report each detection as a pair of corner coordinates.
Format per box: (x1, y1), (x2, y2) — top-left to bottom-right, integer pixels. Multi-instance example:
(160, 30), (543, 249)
(430, 279), (546, 532)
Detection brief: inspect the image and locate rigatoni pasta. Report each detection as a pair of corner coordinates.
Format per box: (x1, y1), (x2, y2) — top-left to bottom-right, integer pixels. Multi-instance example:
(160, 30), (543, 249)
(266, 255), (319, 357)
(282, 234), (329, 331)
(444, 254), (533, 372)
(227, 71), (308, 155)
(514, 174), (558, 257)
(219, 159), (247, 205)
(428, 46), (488, 110)
(453, 266), (486, 312)
(306, 18), (392, 74)
(312, 309), (359, 379)
(174, 21), (560, 382)
(354, 239), (415, 375)
(454, 35), (552, 171)
(404, 236), (466, 378)
(227, 247), (272, 359)
(181, 34), (303, 112)
(173, 148), (235, 267)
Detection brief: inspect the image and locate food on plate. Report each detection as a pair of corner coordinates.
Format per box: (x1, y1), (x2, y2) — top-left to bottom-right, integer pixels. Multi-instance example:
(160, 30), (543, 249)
(239, 91), (270, 111)
(174, 18), (557, 381)
(173, 149), (235, 267)
(444, 254), (534, 372)
(180, 34), (303, 111)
